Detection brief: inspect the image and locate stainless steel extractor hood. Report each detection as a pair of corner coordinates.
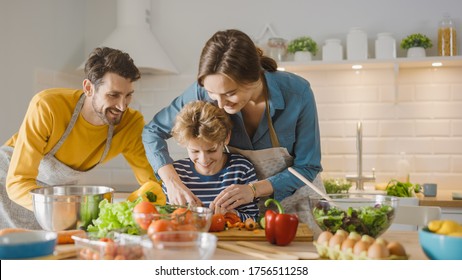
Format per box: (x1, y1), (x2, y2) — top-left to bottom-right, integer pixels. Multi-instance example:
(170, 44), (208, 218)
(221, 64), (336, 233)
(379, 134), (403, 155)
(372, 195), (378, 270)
(79, 0), (178, 74)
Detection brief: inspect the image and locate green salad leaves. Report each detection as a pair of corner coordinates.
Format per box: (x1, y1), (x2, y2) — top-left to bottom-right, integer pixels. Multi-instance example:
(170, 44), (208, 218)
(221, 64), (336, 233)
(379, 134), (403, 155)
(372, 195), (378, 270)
(312, 202), (395, 237)
(87, 199), (140, 238)
(323, 178), (352, 194)
(386, 179), (421, 197)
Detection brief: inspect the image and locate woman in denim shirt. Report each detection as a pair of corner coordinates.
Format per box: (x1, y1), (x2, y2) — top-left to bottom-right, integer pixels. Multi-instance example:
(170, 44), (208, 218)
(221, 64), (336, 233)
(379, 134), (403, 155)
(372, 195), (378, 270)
(143, 29), (323, 218)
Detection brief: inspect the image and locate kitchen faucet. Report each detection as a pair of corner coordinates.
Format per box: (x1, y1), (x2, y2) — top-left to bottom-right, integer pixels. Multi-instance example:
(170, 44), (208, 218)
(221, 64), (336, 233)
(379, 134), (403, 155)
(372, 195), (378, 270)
(346, 122), (376, 190)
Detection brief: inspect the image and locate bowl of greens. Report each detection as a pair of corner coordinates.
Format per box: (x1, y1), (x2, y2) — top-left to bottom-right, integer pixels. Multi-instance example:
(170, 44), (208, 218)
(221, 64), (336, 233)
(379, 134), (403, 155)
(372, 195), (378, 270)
(311, 194), (398, 238)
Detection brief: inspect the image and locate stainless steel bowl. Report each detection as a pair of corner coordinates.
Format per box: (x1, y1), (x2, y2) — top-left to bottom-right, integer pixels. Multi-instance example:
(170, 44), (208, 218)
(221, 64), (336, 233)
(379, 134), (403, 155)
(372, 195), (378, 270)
(30, 185), (114, 231)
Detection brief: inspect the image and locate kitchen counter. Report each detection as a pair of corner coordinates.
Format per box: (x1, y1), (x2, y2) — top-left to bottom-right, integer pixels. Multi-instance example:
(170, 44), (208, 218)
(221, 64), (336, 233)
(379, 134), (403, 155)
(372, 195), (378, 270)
(49, 230), (426, 260)
(419, 188), (462, 208)
(214, 231), (426, 260)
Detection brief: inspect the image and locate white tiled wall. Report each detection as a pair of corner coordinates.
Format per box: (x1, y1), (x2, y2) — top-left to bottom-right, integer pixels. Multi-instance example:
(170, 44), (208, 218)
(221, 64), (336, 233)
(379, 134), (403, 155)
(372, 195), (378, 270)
(297, 66), (462, 189)
(35, 66), (462, 191)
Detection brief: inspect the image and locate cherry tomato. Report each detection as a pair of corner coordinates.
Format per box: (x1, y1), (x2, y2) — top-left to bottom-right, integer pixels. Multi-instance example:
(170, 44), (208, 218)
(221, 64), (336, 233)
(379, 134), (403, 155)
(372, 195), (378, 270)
(147, 219), (175, 235)
(171, 207), (194, 225)
(176, 224), (197, 232)
(209, 213), (226, 232)
(133, 201), (158, 230)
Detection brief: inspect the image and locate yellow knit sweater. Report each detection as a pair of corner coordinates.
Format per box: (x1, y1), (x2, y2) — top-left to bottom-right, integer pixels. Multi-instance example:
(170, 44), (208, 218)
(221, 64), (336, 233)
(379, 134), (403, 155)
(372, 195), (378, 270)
(5, 88), (159, 210)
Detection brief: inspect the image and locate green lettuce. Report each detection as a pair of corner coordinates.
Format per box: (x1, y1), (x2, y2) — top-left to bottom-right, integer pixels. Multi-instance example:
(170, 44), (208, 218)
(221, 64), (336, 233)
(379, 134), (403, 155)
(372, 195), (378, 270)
(87, 199), (140, 238)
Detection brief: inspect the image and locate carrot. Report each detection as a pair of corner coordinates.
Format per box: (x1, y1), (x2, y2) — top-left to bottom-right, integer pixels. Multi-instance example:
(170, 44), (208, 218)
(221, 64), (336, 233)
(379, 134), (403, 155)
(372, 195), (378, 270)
(56, 229), (85, 244)
(0, 228), (30, 236)
(244, 218), (256, 231)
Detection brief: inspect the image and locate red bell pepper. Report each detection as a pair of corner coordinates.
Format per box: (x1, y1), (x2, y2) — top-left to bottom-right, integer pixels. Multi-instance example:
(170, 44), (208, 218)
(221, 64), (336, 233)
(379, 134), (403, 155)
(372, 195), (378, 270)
(264, 198), (299, 246)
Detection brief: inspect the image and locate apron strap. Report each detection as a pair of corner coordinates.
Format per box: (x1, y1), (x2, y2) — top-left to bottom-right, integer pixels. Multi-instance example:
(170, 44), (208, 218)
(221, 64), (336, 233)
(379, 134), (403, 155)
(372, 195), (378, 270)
(263, 81), (280, 148)
(99, 125), (113, 164)
(48, 94), (86, 156)
(48, 93), (113, 164)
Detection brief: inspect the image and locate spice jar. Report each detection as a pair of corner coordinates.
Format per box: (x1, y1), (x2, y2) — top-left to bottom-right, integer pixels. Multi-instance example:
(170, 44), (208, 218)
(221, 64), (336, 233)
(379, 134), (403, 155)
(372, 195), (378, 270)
(267, 37), (287, 62)
(438, 13), (457, 56)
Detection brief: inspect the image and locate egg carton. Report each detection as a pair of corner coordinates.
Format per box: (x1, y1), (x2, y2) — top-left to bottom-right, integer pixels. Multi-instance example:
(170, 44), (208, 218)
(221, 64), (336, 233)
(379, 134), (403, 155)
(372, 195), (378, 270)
(313, 242), (408, 260)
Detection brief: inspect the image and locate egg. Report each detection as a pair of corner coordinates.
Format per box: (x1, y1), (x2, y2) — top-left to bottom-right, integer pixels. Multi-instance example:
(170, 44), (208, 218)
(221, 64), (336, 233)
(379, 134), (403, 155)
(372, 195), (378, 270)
(316, 231), (333, 246)
(375, 237), (388, 246)
(341, 238), (357, 252)
(348, 231), (361, 241)
(367, 242), (390, 259)
(328, 233), (345, 249)
(335, 229), (349, 239)
(353, 240), (371, 256)
(387, 241), (407, 256)
(361, 234), (375, 244)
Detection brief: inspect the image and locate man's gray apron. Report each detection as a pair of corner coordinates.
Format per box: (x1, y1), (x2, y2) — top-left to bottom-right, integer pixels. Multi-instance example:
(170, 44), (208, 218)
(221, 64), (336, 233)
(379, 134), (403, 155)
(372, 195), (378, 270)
(227, 93), (325, 237)
(0, 94), (113, 229)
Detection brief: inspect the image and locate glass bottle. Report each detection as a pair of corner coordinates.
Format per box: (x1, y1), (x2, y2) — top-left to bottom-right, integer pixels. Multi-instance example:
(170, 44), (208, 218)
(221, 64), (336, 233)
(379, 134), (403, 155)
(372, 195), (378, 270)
(396, 152), (410, 183)
(438, 13), (457, 56)
(267, 37), (287, 62)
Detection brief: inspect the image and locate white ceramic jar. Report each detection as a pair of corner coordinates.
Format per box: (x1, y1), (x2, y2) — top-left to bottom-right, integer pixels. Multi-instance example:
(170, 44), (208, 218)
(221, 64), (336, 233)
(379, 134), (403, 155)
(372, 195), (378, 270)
(322, 39), (343, 61)
(347, 28), (368, 60)
(375, 33), (396, 59)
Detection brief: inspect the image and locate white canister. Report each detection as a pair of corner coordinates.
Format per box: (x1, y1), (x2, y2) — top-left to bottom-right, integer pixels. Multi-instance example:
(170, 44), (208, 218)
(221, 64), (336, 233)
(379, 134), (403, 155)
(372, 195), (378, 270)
(347, 28), (368, 60)
(375, 32), (396, 59)
(322, 39), (343, 61)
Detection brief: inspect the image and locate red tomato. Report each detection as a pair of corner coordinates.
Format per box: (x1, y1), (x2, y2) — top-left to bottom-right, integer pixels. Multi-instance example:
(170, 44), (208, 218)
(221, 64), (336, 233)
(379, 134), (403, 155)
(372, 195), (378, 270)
(224, 212), (241, 224)
(176, 224), (197, 232)
(147, 219), (175, 235)
(148, 219), (177, 242)
(133, 201), (158, 230)
(171, 208), (194, 225)
(209, 213), (226, 232)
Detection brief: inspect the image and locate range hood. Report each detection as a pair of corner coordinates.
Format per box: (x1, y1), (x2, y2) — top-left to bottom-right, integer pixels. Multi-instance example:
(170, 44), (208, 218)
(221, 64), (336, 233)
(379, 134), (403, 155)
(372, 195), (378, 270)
(80, 0), (178, 74)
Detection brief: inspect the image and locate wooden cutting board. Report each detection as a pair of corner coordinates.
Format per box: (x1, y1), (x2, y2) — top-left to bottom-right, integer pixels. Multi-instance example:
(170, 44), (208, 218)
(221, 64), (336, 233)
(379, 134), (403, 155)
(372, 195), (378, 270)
(33, 244), (77, 260)
(212, 223), (313, 242)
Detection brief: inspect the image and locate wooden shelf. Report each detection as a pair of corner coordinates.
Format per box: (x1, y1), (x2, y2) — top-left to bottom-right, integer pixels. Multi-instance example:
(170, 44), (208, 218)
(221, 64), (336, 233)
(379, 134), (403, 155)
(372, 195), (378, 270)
(278, 55), (462, 72)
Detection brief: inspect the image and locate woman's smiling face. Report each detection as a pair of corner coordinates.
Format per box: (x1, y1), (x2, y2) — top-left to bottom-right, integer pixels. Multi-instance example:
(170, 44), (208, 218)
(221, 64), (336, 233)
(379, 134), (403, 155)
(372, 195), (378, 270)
(203, 74), (260, 114)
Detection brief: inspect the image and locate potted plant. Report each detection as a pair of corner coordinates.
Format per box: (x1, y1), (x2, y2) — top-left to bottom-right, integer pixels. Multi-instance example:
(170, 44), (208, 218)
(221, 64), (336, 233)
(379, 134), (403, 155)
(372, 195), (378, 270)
(287, 36), (318, 61)
(400, 33), (433, 58)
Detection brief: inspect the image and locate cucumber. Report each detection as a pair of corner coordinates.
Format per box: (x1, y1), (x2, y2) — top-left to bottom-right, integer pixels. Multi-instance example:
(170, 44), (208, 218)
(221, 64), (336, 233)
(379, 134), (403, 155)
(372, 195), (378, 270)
(259, 217), (266, 229)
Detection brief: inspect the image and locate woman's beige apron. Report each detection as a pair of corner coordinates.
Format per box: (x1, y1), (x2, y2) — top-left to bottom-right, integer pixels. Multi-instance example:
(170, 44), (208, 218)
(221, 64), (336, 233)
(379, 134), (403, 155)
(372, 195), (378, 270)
(227, 94), (325, 236)
(0, 94), (113, 229)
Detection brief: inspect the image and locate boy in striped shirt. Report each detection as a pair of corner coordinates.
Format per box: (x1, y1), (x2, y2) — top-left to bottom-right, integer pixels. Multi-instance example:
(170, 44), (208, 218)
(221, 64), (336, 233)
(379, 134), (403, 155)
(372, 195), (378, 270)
(164, 101), (259, 221)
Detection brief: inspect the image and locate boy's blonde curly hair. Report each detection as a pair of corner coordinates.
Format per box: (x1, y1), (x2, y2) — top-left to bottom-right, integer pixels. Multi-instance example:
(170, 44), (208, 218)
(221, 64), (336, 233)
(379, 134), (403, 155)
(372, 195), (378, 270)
(172, 101), (232, 146)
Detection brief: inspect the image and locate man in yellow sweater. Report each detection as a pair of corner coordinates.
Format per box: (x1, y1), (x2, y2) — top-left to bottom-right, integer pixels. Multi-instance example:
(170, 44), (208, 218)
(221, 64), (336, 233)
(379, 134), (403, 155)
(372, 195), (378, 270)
(0, 47), (164, 229)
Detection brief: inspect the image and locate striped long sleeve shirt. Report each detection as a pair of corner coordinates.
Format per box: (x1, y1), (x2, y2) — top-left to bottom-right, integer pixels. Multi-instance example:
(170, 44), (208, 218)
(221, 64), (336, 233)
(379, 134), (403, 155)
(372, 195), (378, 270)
(163, 153), (259, 221)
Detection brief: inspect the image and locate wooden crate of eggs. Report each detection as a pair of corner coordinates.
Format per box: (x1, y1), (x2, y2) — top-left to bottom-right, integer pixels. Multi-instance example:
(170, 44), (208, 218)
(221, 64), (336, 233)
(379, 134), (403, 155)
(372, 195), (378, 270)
(313, 230), (408, 260)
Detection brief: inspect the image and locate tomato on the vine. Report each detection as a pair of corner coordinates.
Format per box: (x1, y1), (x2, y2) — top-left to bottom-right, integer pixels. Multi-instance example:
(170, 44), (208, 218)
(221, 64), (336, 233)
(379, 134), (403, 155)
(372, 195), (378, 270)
(133, 201), (158, 230)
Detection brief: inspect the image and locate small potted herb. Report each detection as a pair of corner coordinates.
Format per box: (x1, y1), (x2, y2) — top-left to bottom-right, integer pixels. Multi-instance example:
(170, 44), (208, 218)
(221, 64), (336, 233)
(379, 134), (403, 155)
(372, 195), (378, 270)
(400, 33), (433, 57)
(287, 36), (318, 61)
